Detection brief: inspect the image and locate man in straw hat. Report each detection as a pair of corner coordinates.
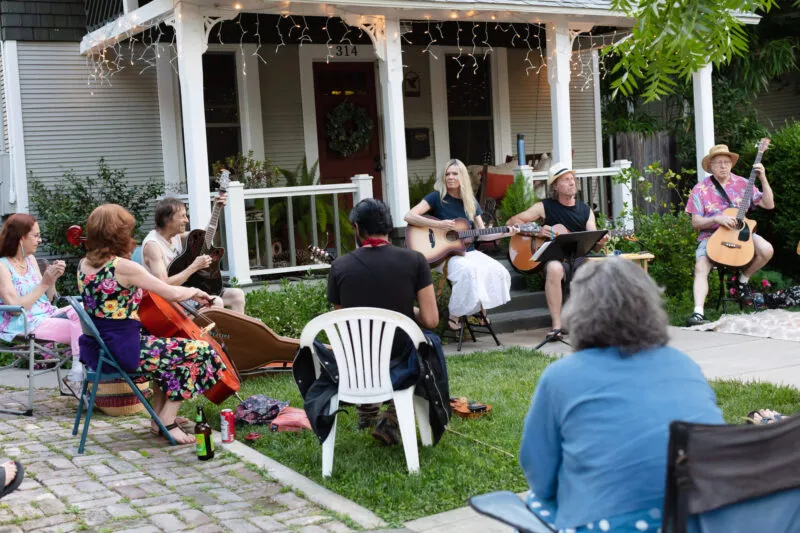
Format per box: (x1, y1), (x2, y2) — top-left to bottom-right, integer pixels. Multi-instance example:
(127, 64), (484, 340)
(685, 144), (774, 326)
(507, 163), (609, 339)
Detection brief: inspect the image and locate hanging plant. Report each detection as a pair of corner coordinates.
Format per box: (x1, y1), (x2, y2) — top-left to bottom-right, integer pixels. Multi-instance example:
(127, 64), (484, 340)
(325, 100), (373, 158)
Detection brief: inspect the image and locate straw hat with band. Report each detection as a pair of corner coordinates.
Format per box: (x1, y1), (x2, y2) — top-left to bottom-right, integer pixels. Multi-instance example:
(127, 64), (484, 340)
(701, 144), (739, 174)
(548, 163), (573, 187)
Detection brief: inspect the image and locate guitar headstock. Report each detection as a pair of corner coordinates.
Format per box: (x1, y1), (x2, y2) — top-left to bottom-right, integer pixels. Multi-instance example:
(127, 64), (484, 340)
(756, 138), (771, 153)
(308, 245), (334, 265)
(482, 152), (494, 166)
(218, 169), (231, 193)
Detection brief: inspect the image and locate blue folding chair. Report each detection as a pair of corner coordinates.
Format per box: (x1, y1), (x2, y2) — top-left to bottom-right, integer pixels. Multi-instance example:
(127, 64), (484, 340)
(65, 296), (176, 452)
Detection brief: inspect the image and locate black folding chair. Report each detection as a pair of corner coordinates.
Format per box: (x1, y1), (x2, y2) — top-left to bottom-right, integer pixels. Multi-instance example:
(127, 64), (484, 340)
(662, 416), (800, 533)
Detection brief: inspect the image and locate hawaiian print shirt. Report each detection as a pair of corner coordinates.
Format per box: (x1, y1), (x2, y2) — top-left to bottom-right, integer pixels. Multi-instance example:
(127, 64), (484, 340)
(77, 257), (143, 321)
(685, 173), (763, 242)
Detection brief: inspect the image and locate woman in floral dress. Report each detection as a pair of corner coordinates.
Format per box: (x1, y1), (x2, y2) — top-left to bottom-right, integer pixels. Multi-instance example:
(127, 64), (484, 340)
(78, 204), (225, 445)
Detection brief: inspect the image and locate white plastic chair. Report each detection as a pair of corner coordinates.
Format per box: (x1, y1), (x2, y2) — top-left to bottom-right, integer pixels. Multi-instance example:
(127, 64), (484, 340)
(299, 307), (434, 477)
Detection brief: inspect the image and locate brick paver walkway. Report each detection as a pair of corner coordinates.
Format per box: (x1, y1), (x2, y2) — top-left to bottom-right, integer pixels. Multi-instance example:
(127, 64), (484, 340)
(0, 389), (355, 533)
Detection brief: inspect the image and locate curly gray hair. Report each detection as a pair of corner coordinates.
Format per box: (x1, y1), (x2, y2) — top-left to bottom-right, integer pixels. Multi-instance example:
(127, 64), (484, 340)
(562, 258), (669, 355)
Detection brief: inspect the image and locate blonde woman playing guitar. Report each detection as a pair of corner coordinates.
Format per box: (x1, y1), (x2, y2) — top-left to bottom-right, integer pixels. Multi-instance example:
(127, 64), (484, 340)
(404, 159), (519, 330)
(506, 163), (609, 340)
(684, 142), (774, 326)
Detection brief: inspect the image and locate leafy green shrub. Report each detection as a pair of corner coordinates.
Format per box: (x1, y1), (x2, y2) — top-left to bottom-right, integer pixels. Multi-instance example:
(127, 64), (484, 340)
(739, 120), (800, 279)
(212, 150), (276, 189)
(245, 278), (332, 338)
(409, 173), (437, 208)
(28, 158), (164, 294)
(498, 171), (536, 224)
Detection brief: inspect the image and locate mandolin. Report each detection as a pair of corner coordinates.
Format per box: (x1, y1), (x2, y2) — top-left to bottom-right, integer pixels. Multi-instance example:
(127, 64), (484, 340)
(706, 138), (770, 268)
(508, 224), (634, 273)
(66, 225), (241, 405)
(405, 216), (540, 265)
(167, 170), (230, 296)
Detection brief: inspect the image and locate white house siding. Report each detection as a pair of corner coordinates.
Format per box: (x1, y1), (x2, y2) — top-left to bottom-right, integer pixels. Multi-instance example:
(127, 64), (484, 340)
(259, 46), (306, 175)
(18, 42), (164, 194)
(754, 72), (800, 132)
(0, 46), (6, 152)
(403, 46), (437, 182)
(507, 48), (598, 168)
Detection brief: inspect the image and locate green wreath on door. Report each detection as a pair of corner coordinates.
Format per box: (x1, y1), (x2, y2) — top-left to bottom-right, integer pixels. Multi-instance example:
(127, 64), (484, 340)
(325, 101), (374, 158)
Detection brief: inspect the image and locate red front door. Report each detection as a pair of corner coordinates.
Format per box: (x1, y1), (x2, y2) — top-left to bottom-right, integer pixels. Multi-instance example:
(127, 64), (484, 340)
(313, 62), (382, 201)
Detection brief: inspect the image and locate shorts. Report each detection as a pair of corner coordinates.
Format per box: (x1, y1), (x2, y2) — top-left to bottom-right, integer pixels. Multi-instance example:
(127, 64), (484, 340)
(696, 239), (708, 259)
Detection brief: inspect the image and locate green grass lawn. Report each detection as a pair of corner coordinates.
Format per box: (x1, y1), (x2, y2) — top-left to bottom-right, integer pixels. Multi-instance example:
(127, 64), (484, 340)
(181, 347), (800, 527)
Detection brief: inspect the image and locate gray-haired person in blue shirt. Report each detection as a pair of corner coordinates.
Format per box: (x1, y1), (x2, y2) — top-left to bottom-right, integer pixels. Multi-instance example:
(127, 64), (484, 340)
(519, 258), (723, 533)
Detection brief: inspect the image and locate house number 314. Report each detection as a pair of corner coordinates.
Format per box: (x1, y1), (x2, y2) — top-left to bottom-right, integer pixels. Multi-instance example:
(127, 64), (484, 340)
(335, 45), (358, 56)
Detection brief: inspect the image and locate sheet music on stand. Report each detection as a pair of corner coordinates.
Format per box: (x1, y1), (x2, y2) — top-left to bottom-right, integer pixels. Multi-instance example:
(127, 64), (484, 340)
(533, 230), (608, 265)
(532, 240), (552, 262)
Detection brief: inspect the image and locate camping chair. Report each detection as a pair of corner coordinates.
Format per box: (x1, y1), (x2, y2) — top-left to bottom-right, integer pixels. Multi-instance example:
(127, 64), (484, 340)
(65, 296), (176, 452)
(299, 307), (433, 477)
(0, 305), (72, 416)
(662, 417), (800, 533)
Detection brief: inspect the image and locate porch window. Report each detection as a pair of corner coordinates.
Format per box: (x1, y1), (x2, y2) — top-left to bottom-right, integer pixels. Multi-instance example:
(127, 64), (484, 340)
(203, 53), (241, 172)
(446, 55), (493, 165)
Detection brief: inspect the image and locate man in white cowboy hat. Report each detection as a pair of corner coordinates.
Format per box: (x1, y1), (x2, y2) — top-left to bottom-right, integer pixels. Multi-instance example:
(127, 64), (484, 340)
(685, 144), (774, 326)
(507, 163), (609, 339)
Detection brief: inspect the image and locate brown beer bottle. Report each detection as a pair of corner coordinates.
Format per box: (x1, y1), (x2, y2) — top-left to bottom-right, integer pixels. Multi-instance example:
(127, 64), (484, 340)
(194, 406), (214, 461)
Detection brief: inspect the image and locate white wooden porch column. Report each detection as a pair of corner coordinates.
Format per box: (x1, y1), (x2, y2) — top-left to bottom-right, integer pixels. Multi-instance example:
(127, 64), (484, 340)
(376, 17), (410, 227)
(692, 65), (715, 180)
(174, 2), (211, 228)
(546, 18), (573, 169)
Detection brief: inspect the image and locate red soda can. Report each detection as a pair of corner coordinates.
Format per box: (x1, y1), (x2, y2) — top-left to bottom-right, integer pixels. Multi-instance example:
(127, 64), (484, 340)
(220, 409), (235, 443)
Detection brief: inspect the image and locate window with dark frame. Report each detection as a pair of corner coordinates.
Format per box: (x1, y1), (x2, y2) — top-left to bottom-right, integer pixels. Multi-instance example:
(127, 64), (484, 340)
(445, 54), (494, 166)
(203, 53), (241, 176)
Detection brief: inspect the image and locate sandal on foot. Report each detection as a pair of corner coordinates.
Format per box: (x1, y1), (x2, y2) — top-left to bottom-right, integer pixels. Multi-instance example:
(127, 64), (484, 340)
(746, 409), (787, 425)
(447, 316), (462, 330)
(150, 417), (191, 436)
(0, 461), (24, 500)
(469, 312), (491, 327)
(545, 329), (564, 340)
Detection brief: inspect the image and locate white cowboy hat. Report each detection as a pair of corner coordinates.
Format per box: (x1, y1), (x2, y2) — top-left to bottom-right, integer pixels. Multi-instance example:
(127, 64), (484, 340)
(547, 163), (573, 187)
(701, 144), (739, 174)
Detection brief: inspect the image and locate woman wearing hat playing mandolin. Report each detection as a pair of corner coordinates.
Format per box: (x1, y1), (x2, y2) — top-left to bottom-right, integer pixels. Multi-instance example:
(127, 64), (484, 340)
(685, 144), (774, 326)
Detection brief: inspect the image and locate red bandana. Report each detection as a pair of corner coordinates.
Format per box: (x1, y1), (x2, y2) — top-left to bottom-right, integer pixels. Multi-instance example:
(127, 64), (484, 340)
(361, 238), (391, 247)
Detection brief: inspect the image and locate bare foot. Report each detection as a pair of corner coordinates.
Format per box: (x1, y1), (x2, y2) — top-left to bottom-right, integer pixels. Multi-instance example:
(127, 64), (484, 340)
(752, 409), (786, 424)
(166, 424), (195, 445)
(2, 462), (16, 488)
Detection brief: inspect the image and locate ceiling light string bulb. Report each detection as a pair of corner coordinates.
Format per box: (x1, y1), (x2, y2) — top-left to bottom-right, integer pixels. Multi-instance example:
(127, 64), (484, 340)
(236, 12), (247, 76)
(454, 21), (464, 79)
(422, 18), (438, 60)
(324, 15), (333, 64)
(339, 17), (353, 46)
(275, 14), (287, 53)
(253, 13), (267, 64)
(482, 21), (493, 60)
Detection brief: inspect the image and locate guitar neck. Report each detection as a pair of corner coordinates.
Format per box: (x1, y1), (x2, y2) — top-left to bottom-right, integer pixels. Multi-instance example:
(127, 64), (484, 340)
(203, 191), (225, 249)
(737, 150), (765, 221)
(457, 226), (510, 239)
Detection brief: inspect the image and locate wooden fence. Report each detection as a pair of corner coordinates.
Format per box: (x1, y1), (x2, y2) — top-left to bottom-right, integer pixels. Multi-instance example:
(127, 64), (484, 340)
(614, 131), (674, 214)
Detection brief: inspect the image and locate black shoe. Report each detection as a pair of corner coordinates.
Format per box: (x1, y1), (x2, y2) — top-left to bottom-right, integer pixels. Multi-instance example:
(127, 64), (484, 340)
(686, 312), (709, 326)
(357, 407), (380, 430)
(371, 412), (400, 446)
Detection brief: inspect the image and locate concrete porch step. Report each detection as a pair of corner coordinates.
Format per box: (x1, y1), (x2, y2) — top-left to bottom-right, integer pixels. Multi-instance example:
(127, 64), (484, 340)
(485, 307), (552, 334)
(494, 290), (547, 314)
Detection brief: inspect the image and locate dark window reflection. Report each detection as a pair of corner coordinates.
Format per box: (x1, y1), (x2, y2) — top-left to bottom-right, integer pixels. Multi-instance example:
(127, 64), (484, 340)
(446, 54), (493, 165)
(203, 53), (241, 173)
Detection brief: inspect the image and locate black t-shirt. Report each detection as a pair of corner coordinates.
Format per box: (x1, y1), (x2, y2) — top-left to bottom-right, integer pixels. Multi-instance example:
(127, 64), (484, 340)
(423, 191), (483, 227)
(543, 198), (591, 233)
(328, 246), (432, 321)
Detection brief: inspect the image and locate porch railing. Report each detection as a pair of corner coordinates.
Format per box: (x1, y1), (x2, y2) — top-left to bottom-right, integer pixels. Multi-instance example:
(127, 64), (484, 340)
(219, 174), (374, 285)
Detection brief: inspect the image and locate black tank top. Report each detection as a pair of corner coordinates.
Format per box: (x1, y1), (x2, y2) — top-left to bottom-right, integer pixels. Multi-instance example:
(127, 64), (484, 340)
(542, 199), (591, 233)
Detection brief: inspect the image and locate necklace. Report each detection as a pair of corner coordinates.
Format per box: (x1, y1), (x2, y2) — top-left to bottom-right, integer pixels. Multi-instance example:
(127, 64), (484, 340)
(9, 256), (27, 272)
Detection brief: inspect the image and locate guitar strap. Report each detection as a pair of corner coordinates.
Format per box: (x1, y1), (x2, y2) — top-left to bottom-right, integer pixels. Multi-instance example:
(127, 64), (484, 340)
(709, 176), (735, 208)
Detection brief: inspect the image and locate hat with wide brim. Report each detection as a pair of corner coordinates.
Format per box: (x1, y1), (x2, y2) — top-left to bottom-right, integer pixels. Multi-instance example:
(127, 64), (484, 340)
(701, 145), (739, 174)
(547, 163), (573, 187)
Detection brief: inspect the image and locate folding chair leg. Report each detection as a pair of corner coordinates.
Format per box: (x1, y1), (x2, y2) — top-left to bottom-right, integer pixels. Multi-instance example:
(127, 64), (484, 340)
(78, 373), (102, 454)
(414, 395), (433, 447)
(72, 375), (92, 436)
(321, 395), (340, 477)
(394, 388), (420, 474)
(457, 319), (466, 352)
(465, 321), (477, 342)
(128, 377), (175, 446)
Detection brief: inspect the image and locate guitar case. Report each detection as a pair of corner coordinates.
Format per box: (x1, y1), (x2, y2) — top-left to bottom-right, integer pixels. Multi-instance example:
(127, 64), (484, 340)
(193, 308), (297, 374)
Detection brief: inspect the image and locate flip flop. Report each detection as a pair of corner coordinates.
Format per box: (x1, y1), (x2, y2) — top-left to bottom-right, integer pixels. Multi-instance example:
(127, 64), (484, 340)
(0, 461), (24, 500)
(746, 409), (786, 425)
(150, 417), (191, 436)
(447, 316), (462, 330)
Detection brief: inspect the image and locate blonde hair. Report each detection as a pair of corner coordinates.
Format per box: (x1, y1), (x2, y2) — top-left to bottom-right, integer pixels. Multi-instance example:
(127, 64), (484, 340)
(434, 159), (477, 221)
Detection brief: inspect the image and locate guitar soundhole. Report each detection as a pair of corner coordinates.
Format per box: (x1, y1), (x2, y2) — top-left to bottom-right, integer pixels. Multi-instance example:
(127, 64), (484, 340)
(445, 230), (459, 242)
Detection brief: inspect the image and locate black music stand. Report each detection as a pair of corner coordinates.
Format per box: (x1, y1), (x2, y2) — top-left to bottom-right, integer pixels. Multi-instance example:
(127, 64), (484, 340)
(534, 230), (608, 350)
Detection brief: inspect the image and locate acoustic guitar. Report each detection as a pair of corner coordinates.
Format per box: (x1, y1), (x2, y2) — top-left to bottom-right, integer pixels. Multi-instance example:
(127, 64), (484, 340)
(508, 224), (634, 273)
(706, 138), (771, 268)
(167, 170), (230, 296)
(406, 216), (541, 265)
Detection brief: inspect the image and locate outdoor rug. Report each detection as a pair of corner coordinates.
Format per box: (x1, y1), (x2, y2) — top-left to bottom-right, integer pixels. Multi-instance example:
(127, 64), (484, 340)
(686, 309), (800, 342)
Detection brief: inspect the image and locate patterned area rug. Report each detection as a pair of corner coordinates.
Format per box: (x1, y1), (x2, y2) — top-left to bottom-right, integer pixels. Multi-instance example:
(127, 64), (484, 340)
(686, 309), (800, 342)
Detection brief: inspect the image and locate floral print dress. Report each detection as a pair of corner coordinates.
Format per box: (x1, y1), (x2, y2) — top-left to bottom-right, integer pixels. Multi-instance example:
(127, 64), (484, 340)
(0, 256), (58, 342)
(78, 257), (225, 401)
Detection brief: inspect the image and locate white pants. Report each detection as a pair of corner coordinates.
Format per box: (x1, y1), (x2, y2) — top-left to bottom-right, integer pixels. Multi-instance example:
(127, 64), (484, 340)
(439, 250), (511, 317)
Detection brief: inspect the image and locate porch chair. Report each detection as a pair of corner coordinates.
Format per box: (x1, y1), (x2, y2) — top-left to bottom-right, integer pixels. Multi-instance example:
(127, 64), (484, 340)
(0, 305), (71, 416)
(299, 307), (433, 477)
(64, 296), (176, 453)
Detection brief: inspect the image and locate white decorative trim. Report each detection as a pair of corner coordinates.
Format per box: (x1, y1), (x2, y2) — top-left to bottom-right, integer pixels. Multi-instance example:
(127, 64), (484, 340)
(429, 50), (449, 172)
(202, 16), (233, 54)
(492, 47), (512, 164)
(156, 44), (185, 192)
(592, 49), (603, 167)
(80, 0), (173, 55)
(2, 41), (27, 212)
(342, 15), (387, 62)
(298, 44), (377, 182)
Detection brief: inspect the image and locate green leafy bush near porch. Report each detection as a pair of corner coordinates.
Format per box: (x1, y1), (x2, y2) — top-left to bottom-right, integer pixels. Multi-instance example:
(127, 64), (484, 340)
(408, 172), (437, 208)
(498, 171), (536, 224)
(738, 120), (800, 280)
(28, 158), (164, 295)
(211, 150), (277, 189)
(244, 278), (332, 339)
